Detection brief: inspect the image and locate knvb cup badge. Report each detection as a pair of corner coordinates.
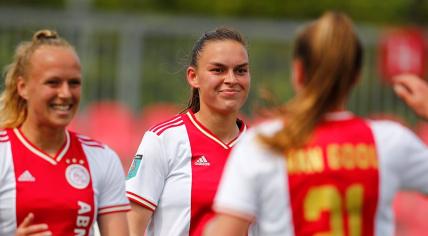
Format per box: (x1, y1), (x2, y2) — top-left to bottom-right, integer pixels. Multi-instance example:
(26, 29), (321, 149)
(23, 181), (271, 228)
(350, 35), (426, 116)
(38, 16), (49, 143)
(127, 154), (143, 179)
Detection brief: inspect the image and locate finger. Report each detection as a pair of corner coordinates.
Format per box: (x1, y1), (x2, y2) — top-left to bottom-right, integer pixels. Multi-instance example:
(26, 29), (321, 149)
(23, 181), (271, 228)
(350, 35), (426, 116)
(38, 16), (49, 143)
(392, 73), (419, 82)
(30, 230), (52, 236)
(24, 224), (49, 234)
(393, 74), (422, 92)
(393, 83), (412, 101)
(18, 213), (35, 228)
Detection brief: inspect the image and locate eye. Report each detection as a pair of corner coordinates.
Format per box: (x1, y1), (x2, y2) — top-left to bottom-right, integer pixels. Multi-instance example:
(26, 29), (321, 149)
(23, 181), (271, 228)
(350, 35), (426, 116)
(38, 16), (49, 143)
(45, 79), (60, 87)
(210, 67), (224, 73)
(235, 67), (248, 75)
(68, 79), (81, 88)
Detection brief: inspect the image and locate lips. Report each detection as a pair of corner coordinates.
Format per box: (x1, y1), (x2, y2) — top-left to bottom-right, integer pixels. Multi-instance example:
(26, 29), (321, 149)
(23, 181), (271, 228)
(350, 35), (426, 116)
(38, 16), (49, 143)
(219, 87), (242, 93)
(50, 104), (73, 112)
(220, 89), (240, 92)
(220, 88), (242, 96)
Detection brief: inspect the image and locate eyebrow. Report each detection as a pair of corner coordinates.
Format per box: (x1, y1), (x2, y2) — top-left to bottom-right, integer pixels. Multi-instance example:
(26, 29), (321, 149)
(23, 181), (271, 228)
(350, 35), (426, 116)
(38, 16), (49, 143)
(209, 62), (249, 67)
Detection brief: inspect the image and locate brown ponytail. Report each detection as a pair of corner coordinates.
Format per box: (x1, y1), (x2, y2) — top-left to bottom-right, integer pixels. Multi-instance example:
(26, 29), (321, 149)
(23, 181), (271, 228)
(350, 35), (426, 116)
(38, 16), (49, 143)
(260, 11), (363, 153)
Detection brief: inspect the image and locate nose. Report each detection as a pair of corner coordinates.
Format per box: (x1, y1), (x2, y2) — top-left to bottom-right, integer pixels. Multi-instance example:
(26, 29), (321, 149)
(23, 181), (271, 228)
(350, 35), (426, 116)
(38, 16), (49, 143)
(224, 70), (237, 84)
(58, 83), (72, 98)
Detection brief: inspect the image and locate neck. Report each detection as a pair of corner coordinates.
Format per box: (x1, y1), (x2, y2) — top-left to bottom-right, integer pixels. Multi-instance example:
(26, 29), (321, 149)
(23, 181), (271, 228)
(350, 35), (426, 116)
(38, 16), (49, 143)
(19, 121), (67, 156)
(194, 109), (240, 144)
(330, 102), (347, 112)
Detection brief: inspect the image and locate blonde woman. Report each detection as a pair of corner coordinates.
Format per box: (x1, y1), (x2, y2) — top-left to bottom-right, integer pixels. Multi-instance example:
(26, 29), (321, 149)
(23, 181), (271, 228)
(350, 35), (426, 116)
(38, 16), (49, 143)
(0, 30), (130, 236)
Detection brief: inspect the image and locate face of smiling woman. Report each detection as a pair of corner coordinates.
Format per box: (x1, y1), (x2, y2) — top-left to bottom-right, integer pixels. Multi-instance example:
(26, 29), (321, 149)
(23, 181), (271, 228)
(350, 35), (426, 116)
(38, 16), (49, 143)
(187, 39), (250, 116)
(17, 45), (82, 130)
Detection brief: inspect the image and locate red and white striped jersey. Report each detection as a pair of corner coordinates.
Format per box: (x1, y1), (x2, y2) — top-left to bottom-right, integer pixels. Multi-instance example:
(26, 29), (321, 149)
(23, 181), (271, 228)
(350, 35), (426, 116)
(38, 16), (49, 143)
(214, 112), (428, 236)
(0, 128), (130, 236)
(126, 110), (247, 236)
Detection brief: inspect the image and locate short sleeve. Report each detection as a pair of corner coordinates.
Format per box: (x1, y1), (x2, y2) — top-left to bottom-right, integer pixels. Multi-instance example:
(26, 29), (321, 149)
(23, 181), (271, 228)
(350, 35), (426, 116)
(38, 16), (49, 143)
(0, 140), (16, 236)
(393, 126), (428, 192)
(214, 122), (293, 235)
(126, 131), (168, 210)
(97, 147), (130, 214)
(372, 121), (428, 193)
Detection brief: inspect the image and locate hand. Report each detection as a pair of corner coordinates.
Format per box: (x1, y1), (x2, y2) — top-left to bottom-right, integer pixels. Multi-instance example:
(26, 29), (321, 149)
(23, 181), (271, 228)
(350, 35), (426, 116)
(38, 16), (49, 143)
(393, 74), (428, 120)
(15, 213), (52, 236)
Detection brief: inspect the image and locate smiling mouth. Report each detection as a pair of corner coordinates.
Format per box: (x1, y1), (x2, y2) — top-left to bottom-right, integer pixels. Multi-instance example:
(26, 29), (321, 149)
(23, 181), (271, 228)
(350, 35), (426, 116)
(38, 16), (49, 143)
(220, 89), (241, 93)
(51, 104), (73, 112)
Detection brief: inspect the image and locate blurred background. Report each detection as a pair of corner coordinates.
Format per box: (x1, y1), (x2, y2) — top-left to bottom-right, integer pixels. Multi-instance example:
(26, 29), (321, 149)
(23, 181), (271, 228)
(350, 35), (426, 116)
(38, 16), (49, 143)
(1, 1), (428, 235)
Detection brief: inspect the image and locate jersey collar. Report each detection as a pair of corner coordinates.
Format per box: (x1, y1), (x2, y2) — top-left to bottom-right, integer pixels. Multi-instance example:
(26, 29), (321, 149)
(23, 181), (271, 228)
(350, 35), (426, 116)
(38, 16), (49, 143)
(13, 128), (70, 165)
(186, 111), (247, 149)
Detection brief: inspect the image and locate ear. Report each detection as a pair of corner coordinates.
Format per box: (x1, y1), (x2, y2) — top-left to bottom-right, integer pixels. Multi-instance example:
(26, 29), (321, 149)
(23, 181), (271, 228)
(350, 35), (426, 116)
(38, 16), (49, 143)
(17, 76), (29, 100)
(291, 59), (305, 92)
(186, 66), (199, 89)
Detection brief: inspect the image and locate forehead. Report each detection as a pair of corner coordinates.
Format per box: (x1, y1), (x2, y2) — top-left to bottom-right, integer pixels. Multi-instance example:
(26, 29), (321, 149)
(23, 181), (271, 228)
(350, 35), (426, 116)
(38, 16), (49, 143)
(28, 45), (81, 71)
(31, 45), (79, 63)
(25, 45), (82, 82)
(198, 40), (248, 65)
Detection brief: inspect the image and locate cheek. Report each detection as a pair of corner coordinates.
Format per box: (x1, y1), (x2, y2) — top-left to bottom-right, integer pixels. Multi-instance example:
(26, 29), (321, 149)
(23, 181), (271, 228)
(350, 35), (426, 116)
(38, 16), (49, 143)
(71, 88), (82, 99)
(27, 89), (52, 102)
(240, 77), (251, 90)
(199, 78), (219, 92)
(244, 77), (251, 88)
(74, 91), (81, 99)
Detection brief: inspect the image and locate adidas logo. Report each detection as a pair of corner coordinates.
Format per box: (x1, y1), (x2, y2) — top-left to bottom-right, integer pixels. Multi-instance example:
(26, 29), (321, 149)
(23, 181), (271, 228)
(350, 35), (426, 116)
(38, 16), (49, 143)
(194, 156), (210, 166)
(18, 170), (36, 182)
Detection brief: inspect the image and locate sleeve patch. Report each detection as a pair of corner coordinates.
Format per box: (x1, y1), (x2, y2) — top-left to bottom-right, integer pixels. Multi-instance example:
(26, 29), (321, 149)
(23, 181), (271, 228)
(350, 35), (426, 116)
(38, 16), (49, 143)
(127, 154), (143, 179)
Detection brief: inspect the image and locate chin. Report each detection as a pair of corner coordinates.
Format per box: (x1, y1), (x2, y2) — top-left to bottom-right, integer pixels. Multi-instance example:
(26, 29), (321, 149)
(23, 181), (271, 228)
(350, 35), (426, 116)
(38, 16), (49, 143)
(224, 102), (245, 112)
(217, 106), (241, 116)
(50, 118), (73, 129)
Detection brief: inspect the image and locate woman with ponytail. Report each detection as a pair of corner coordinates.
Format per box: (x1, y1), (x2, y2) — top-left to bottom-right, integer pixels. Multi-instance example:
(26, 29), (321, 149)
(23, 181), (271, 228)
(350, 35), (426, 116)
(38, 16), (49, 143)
(0, 30), (130, 236)
(126, 27), (250, 236)
(206, 12), (428, 236)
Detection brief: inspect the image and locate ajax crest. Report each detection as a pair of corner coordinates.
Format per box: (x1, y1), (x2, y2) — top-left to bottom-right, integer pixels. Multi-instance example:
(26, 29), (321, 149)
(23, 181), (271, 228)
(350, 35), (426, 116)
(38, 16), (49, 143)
(66, 164), (90, 189)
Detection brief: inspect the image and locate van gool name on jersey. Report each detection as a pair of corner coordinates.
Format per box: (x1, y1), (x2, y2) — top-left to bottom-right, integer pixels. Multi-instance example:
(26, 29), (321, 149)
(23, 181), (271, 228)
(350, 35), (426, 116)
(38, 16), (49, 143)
(286, 143), (378, 174)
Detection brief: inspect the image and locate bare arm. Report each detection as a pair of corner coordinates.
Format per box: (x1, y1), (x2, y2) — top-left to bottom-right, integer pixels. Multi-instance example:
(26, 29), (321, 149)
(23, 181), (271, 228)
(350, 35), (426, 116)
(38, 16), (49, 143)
(393, 74), (428, 120)
(15, 213), (52, 236)
(98, 212), (129, 236)
(204, 214), (251, 236)
(127, 201), (153, 236)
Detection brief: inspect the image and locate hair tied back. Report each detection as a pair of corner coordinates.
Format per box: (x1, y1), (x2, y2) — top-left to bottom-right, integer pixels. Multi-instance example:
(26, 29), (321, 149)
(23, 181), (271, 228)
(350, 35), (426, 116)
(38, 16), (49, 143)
(32, 30), (58, 43)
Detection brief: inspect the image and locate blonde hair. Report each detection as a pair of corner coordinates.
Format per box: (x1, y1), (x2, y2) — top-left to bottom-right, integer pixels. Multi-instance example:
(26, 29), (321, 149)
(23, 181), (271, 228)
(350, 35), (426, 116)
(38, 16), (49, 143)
(261, 11), (363, 153)
(0, 29), (74, 128)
